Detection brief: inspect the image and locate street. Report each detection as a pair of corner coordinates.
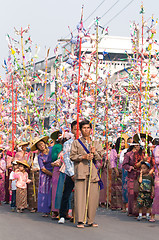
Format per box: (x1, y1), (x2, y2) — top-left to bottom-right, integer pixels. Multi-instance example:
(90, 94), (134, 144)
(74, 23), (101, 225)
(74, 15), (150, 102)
(0, 205), (158, 240)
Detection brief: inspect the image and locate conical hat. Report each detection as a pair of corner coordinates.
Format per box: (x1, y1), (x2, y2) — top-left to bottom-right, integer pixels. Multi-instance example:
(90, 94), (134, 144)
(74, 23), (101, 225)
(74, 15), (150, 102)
(133, 133), (153, 143)
(16, 160), (30, 168)
(19, 141), (29, 147)
(30, 136), (49, 151)
(50, 130), (62, 140)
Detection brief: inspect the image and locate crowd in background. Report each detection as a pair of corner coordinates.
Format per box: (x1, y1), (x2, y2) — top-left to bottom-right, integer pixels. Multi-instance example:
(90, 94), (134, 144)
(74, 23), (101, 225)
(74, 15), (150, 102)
(0, 121), (159, 227)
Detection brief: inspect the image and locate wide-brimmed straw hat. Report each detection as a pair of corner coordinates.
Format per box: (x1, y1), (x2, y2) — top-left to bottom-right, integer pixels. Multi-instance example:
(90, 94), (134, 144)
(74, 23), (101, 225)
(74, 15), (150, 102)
(19, 141), (29, 147)
(50, 130), (62, 140)
(30, 136), (49, 151)
(133, 133), (153, 143)
(16, 160), (30, 168)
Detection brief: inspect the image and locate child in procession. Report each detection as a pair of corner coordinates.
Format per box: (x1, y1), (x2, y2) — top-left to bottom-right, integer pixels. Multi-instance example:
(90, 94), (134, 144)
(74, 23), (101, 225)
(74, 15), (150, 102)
(137, 161), (154, 221)
(14, 160), (31, 213)
(9, 161), (19, 211)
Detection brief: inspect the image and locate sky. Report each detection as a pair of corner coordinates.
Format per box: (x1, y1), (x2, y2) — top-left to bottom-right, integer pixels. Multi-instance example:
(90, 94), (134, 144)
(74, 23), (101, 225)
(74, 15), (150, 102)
(1, 0), (159, 77)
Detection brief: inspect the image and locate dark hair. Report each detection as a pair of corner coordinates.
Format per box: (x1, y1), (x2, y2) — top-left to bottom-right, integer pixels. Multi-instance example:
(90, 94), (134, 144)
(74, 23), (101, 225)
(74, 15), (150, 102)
(141, 161), (150, 169)
(79, 120), (92, 131)
(127, 137), (132, 142)
(19, 163), (27, 169)
(71, 120), (77, 129)
(153, 139), (159, 146)
(127, 141), (136, 152)
(56, 137), (68, 145)
(115, 137), (125, 154)
(138, 146), (150, 156)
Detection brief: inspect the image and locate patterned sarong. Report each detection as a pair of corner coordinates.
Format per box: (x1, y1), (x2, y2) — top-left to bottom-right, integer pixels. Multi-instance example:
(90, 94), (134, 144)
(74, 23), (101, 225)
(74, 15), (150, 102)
(111, 169), (122, 209)
(16, 187), (27, 209)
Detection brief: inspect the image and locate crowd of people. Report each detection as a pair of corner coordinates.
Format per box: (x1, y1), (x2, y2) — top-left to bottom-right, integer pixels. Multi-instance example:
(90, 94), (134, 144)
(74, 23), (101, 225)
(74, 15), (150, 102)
(0, 119), (159, 228)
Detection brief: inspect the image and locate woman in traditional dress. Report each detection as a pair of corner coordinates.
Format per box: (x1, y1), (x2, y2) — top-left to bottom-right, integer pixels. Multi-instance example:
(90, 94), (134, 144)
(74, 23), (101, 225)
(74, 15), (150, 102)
(150, 139), (159, 222)
(120, 137), (133, 212)
(31, 136), (53, 217)
(0, 149), (6, 205)
(133, 133), (155, 173)
(99, 142), (112, 208)
(50, 130), (64, 219)
(122, 144), (140, 216)
(110, 137), (125, 210)
(129, 133), (154, 216)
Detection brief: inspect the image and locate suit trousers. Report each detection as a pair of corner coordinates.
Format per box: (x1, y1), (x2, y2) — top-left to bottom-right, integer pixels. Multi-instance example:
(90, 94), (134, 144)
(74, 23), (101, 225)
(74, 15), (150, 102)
(74, 177), (99, 224)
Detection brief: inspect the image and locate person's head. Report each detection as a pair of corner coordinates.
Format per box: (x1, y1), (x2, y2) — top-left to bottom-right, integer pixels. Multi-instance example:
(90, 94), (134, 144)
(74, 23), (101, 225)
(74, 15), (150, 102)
(134, 143), (140, 152)
(12, 163), (18, 171)
(22, 144), (28, 152)
(14, 144), (18, 152)
(115, 137), (125, 154)
(127, 137), (133, 145)
(55, 132), (64, 145)
(71, 120), (78, 137)
(141, 161), (150, 175)
(48, 140), (54, 147)
(141, 137), (146, 143)
(79, 120), (92, 137)
(121, 139), (125, 150)
(36, 140), (47, 152)
(18, 163), (25, 172)
(107, 142), (112, 150)
(103, 142), (112, 150)
(0, 150), (3, 159)
(154, 138), (159, 146)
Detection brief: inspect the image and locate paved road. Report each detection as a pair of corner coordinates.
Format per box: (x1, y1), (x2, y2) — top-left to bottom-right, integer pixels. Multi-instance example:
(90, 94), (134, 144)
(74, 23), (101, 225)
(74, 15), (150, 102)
(0, 205), (158, 240)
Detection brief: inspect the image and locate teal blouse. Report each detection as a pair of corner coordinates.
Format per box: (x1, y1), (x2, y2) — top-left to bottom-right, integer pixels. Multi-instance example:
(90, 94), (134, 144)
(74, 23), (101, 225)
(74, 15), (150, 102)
(51, 143), (63, 162)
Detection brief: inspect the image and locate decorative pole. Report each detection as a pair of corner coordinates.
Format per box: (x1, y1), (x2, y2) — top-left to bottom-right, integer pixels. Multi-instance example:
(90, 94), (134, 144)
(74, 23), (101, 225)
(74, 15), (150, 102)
(14, 86), (18, 136)
(145, 16), (156, 155)
(20, 26), (30, 139)
(105, 76), (109, 209)
(55, 65), (58, 127)
(84, 17), (99, 224)
(42, 48), (50, 134)
(139, 2), (144, 132)
(93, 17), (99, 140)
(11, 75), (15, 156)
(76, 5), (83, 139)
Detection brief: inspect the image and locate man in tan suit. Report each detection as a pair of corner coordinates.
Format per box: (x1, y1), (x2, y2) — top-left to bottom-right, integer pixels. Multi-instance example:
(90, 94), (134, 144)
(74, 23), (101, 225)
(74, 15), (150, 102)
(70, 120), (105, 228)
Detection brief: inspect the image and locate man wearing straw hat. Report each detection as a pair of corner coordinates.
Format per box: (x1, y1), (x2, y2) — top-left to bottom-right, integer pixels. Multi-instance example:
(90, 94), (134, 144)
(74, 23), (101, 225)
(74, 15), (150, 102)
(70, 120), (105, 228)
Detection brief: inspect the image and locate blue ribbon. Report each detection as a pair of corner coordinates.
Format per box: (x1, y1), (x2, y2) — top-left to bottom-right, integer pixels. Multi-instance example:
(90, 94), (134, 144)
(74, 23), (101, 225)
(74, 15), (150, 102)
(77, 139), (104, 190)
